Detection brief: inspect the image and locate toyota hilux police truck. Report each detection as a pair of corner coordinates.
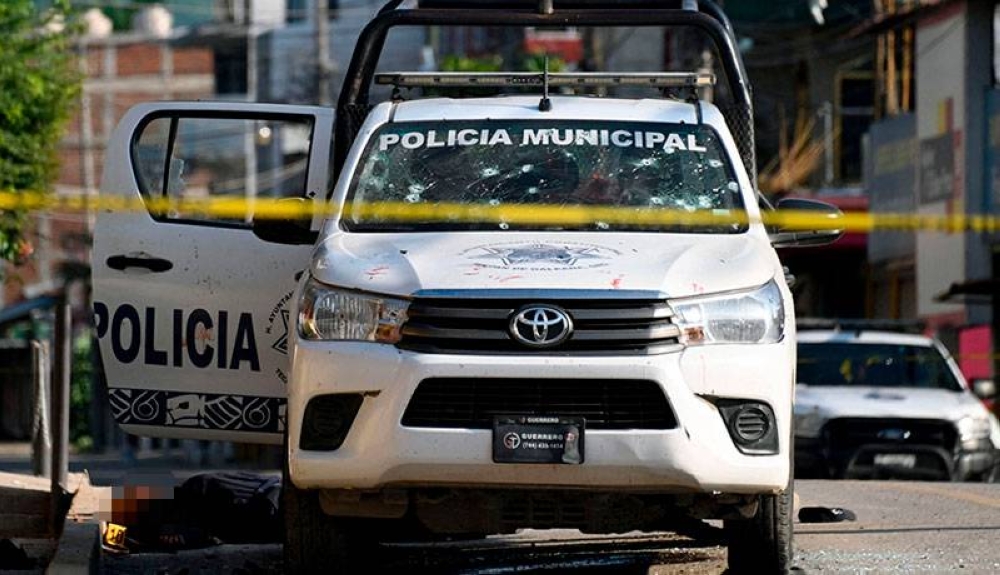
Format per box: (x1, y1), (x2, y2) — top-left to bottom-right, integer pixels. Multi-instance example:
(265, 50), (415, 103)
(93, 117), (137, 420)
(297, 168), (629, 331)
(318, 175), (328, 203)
(91, 1), (842, 573)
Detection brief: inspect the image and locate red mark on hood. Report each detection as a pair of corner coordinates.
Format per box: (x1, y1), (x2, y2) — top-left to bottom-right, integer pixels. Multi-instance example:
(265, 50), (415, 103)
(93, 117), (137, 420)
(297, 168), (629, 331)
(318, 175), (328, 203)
(366, 265), (389, 279)
(497, 275), (523, 283)
(611, 275), (624, 289)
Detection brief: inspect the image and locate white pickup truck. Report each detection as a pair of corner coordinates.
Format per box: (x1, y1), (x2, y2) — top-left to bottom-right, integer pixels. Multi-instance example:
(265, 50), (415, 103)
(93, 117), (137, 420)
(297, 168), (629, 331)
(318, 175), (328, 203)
(91, 1), (842, 573)
(795, 323), (1000, 482)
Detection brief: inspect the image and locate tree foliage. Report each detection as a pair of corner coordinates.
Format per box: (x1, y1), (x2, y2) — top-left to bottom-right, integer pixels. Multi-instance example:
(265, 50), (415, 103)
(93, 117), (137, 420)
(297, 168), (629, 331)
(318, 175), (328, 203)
(0, 0), (81, 265)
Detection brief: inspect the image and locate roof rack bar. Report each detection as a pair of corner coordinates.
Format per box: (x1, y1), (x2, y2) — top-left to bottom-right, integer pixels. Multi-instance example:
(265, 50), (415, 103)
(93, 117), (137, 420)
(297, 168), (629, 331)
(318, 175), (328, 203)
(797, 318), (927, 334)
(378, 0), (407, 14)
(375, 71), (716, 88)
(335, 4), (752, 179)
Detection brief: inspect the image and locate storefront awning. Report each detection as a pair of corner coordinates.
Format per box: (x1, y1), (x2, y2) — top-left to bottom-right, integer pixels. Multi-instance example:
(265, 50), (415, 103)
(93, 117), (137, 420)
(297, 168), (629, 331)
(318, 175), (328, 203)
(934, 279), (999, 304)
(0, 295), (58, 329)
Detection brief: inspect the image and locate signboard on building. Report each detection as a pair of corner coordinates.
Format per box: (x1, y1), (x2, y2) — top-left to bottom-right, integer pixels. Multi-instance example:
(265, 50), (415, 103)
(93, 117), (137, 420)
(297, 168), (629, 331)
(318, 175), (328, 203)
(918, 133), (955, 204)
(866, 113), (916, 263)
(987, 89), (1000, 209)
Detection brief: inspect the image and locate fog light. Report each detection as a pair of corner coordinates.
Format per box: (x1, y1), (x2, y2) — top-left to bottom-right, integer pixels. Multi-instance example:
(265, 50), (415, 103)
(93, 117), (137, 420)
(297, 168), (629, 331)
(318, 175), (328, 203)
(716, 399), (779, 455)
(300, 394), (364, 451)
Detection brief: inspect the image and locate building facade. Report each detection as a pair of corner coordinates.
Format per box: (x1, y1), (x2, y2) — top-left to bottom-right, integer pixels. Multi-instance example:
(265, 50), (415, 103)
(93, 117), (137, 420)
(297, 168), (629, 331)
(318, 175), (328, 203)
(865, 0), (997, 379)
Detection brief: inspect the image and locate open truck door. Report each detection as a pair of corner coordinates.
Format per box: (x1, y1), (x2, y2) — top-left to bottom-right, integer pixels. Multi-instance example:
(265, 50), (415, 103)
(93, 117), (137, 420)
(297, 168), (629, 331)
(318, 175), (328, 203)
(92, 102), (333, 444)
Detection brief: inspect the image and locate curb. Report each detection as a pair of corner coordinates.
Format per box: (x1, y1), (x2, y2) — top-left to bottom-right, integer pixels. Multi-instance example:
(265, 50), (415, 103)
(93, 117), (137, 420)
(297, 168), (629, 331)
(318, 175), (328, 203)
(47, 522), (99, 575)
(47, 474), (108, 575)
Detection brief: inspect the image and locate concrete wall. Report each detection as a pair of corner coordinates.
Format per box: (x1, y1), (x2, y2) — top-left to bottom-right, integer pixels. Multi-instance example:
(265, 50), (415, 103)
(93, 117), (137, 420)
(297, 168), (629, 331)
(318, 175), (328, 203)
(914, 2), (966, 321)
(963, 0), (995, 327)
(259, 1), (425, 105)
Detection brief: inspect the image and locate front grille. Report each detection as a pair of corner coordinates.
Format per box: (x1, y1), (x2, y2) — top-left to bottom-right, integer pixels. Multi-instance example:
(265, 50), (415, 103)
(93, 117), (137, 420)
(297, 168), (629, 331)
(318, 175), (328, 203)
(401, 378), (676, 430)
(822, 418), (958, 462)
(398, 297), (681, 355)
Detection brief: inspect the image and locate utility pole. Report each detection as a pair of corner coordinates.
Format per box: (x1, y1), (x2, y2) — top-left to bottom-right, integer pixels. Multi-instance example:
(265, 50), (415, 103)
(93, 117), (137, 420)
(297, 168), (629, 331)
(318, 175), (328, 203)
(821, 101), (834, 186)
(316, 0), (333, 106)
(245, 0), (258, 222)
(49, 298), (70, 534)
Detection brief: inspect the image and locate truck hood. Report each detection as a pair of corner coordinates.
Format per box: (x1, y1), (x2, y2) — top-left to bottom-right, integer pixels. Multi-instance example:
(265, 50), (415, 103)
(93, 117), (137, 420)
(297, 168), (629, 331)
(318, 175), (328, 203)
(795, 385), (986, 424)
(310, 231), (776, 298)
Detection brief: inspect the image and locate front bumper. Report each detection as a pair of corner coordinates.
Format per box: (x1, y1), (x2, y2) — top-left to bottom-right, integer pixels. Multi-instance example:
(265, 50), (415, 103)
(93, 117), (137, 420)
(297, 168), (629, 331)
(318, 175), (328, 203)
(795, 437), (998, 481)
(288, 341), (793, 494)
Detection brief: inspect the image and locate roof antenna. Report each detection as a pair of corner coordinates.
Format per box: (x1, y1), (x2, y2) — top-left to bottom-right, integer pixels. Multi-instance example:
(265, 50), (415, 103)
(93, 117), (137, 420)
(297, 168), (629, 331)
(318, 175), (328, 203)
(539, 56), (552, 112)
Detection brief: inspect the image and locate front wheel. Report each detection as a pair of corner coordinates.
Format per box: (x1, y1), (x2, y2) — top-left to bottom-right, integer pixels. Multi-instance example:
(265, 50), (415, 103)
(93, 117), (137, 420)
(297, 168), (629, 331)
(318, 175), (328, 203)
(723, 482), (794, 575)
(283, 478), (358, 573)
(283, 460), (378, 573)
(983, 457), (1000, 483)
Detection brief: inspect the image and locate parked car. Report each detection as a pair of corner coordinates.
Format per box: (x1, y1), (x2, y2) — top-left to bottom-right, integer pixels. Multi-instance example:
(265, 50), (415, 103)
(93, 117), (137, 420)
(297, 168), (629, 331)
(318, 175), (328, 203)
(795, 321), (1000, 481)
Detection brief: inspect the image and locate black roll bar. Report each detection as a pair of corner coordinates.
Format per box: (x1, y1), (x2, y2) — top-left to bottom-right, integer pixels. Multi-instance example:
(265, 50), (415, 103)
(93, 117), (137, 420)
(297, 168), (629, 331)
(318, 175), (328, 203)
(417, 0), (738, 41)
(334, 0), (754, 181)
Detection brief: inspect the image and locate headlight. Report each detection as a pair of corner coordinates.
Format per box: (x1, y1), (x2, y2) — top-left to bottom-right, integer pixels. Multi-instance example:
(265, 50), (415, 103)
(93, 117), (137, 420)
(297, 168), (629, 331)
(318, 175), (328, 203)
(298, 277), (409, 342)
(671, 279), (784, 345)
(957, 415), (992, 451)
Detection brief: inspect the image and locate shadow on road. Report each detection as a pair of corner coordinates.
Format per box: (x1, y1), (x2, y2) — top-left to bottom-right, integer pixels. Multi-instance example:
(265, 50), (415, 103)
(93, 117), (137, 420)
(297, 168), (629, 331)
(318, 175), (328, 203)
(796, 524), (1000, 535)
(381, 532), (724, 574)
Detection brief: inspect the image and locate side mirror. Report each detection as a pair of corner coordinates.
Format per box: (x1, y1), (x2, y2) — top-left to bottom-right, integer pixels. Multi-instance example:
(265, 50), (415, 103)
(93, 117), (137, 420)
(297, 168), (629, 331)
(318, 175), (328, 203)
(251, 198), (319, 245)
(768, 197), (845, 248)
(972, 378), (997, 400)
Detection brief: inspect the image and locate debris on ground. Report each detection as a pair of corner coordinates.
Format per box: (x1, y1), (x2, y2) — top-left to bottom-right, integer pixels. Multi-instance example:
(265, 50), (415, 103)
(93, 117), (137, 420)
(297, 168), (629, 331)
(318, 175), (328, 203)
(797, 506), (857, 523)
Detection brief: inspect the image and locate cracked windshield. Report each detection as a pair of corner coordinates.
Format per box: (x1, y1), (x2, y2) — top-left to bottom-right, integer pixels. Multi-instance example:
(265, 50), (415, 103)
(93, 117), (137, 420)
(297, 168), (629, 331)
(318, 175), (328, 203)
(344, 120), (744, 232)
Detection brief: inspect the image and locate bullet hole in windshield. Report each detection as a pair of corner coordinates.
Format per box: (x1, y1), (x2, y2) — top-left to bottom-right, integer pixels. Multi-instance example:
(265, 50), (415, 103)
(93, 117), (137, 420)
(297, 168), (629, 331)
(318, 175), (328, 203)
(347, 121), (746, 232)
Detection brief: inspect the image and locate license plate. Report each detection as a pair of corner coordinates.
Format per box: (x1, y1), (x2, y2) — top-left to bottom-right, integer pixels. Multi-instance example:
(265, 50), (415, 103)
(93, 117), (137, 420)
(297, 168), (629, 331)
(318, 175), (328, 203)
(493, 416), (585, 464)
(874, 453), (916, 468)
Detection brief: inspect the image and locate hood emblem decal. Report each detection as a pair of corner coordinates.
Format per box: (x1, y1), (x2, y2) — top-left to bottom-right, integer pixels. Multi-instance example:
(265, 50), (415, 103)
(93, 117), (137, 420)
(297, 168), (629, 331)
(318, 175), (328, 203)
(509, 304), (573, 348)
(462, 241), (619, 271)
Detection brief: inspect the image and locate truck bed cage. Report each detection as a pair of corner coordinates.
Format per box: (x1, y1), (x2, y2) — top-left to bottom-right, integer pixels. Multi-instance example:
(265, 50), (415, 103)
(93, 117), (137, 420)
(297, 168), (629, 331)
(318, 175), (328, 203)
(335, 0), (755, 183)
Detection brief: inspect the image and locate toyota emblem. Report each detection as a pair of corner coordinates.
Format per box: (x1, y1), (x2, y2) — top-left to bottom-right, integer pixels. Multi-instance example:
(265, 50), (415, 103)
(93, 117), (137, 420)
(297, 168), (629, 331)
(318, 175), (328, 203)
(509, 304), (573, 348)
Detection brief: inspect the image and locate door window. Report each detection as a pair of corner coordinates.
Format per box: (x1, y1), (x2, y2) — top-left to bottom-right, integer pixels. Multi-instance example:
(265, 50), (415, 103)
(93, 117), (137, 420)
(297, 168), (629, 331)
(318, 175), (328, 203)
(131, 115), (314, 225)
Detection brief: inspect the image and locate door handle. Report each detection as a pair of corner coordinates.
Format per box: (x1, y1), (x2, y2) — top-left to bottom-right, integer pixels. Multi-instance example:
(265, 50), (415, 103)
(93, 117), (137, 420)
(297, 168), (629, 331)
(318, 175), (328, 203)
(106, 254), (174, 272)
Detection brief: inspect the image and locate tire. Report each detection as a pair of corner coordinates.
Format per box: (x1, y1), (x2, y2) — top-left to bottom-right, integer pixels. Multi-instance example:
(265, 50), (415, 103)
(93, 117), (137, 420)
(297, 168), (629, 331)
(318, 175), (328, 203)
(724, 482), (794, 575)
(283, 459), (377, 573)
(983, 457), (1000, 483)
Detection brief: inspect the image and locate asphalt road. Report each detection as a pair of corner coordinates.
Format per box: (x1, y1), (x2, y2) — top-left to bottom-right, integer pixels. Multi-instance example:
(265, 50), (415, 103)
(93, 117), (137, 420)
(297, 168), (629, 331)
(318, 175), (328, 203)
(98, 479), (1000, 574)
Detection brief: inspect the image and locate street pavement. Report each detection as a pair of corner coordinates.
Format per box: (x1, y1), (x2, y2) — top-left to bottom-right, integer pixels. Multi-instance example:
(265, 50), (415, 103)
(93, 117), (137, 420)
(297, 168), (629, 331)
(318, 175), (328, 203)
(795, 480), (1000, 573)
(99, 480), (1000, 574)
(4, 443), (999, 574)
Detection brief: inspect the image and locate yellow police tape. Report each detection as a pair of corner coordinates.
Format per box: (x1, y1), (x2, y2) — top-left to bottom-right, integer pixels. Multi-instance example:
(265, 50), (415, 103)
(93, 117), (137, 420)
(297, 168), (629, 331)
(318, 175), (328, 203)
(2, 190), (1000, 233)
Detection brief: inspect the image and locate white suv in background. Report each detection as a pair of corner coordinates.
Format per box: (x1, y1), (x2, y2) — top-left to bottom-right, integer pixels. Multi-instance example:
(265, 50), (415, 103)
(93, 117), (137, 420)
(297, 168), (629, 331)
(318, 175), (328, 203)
(795, 323), (1000, 482)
